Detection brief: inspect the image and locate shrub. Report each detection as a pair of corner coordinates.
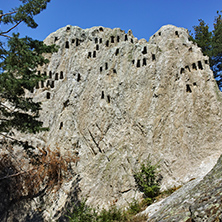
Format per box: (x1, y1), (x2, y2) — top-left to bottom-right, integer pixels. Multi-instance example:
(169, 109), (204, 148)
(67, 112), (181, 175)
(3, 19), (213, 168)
(0, 141), (78, 218)
(66, 200), (98, 222)
(134, 157), (161, 199)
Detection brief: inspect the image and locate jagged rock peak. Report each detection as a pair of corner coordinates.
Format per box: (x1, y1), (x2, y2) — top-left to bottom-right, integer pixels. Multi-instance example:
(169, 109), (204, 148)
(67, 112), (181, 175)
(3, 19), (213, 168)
(5, 24), (222, 221)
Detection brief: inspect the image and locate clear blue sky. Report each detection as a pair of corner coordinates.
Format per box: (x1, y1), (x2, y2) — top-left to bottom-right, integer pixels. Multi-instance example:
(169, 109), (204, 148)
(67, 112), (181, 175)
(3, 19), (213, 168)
(1, 0), (222, 41)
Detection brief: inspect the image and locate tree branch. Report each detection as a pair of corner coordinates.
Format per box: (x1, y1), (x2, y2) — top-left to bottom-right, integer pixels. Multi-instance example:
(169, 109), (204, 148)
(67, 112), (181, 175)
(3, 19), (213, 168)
(0, 168), (34, 180)
(0, 21), (22, 37)
(0, 11), (18, 19)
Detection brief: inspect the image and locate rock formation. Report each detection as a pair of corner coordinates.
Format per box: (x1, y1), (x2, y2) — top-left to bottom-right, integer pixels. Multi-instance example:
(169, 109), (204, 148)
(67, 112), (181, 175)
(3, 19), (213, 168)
(1, 24), (222, 221)
(144, 154), (222, 221)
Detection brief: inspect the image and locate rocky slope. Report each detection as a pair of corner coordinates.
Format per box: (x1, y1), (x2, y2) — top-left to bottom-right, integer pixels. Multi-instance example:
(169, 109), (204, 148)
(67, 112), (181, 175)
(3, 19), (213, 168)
(143, 154), (222, 221)
(1, 24), (222, 221)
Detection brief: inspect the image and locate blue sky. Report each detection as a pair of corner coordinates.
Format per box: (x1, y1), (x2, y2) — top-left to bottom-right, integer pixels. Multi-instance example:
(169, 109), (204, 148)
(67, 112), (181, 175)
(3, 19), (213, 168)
(1, 0), (222, 41)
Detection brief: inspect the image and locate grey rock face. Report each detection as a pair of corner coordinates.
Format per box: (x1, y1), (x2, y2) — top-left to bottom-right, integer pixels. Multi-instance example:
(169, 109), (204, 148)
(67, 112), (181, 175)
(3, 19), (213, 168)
(144, 154), (222, 221)
(5, 24), (222, 220)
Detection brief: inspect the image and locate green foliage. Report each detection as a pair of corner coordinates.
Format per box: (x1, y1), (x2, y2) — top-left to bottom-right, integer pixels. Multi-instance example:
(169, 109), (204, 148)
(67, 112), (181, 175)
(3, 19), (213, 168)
(0, 0), (57, 135)
(190, 11), (222, 89)
(67, 200), (98, 222)
(97, 206), (127, 222)
(66, 202), (128, 222)
(134, 157), (161, 199)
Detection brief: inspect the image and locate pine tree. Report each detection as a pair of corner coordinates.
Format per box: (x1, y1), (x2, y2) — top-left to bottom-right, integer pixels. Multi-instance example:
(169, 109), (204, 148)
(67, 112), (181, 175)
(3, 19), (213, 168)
(0, 0), (57, 137)
(211, 11), (222, 86)
(190, 11), (222, 89)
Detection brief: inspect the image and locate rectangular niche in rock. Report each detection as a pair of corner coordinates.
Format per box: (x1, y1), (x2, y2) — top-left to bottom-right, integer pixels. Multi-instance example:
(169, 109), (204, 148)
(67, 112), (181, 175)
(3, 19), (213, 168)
(60, 71), (64, 79)
(46, 92), (50, 99)
(77, 73), (81, 82)
(143, 58), (147, 66)
(65, 41), (69, 48)
(55, 73), (59, 80)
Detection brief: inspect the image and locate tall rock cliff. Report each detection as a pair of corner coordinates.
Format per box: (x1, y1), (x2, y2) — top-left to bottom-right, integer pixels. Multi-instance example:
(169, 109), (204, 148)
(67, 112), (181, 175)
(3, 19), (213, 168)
(2, 24), (222, 221)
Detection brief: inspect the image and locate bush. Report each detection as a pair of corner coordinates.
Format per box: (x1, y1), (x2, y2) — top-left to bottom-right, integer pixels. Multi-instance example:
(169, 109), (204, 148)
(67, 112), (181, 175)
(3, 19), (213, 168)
(66, 200), (98, 222)
(134, 157), (161, 199)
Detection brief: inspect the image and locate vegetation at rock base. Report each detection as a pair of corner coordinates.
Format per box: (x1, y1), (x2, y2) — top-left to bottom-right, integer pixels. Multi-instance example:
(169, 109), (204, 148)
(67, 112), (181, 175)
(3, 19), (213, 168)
(66, 159), (161, 222)
(190, 10), (222, 89)
(66, 199), (147, 222)
(0, 141), (78, 220)
(134, 157), (161, 200)
(0, 0), (57, 137)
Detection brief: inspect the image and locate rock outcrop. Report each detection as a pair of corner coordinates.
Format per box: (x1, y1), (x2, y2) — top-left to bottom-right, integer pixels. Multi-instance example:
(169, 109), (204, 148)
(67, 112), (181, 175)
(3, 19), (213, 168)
(144, 154), (222, 221)
(2, 24), (222, 221)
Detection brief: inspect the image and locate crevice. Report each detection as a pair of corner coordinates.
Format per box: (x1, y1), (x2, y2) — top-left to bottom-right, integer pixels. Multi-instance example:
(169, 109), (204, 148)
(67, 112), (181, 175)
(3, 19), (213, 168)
(63, 99), (69, 108)
(121, 188), (131, 194)
(186, 84), (192, 93)
(180, 68), (185, 74)
(54, 37), (58, 42)
(142, 46), (147, 54)
(185, 65), (191, 72)
(136, 60), (141, 68)
(115, 48), (119, 56)
(51, 81), (54, 88)
(107, 95), (111, 103)
(77, 73), (81, 82)
(101, 91), (104, 99)
(192, 63), (197, 70)
(104, 123), (112, 135)
(88, 52), (91, 58)
(198, 61), (203, 70)
(59, 122), (63, 130)
(65, 41), (69, 49)
(111, 36), (115, 43)
(55, 73), (59, 80)
(131, 39), (134, 43)
(60, 71), (64, 79)
(46, 80), (50, 87)
(88, 129), (102, 153)
(76, 39), (79, 46)
(41, 80), (44, 88)
(46, 92), (50, 99)
(142, 58), (147, 66)
(36, 82), (39, 89)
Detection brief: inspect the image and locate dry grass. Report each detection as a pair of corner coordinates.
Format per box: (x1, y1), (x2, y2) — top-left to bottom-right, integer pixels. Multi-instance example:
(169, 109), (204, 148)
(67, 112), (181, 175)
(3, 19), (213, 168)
(0, 142), (78, 204)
